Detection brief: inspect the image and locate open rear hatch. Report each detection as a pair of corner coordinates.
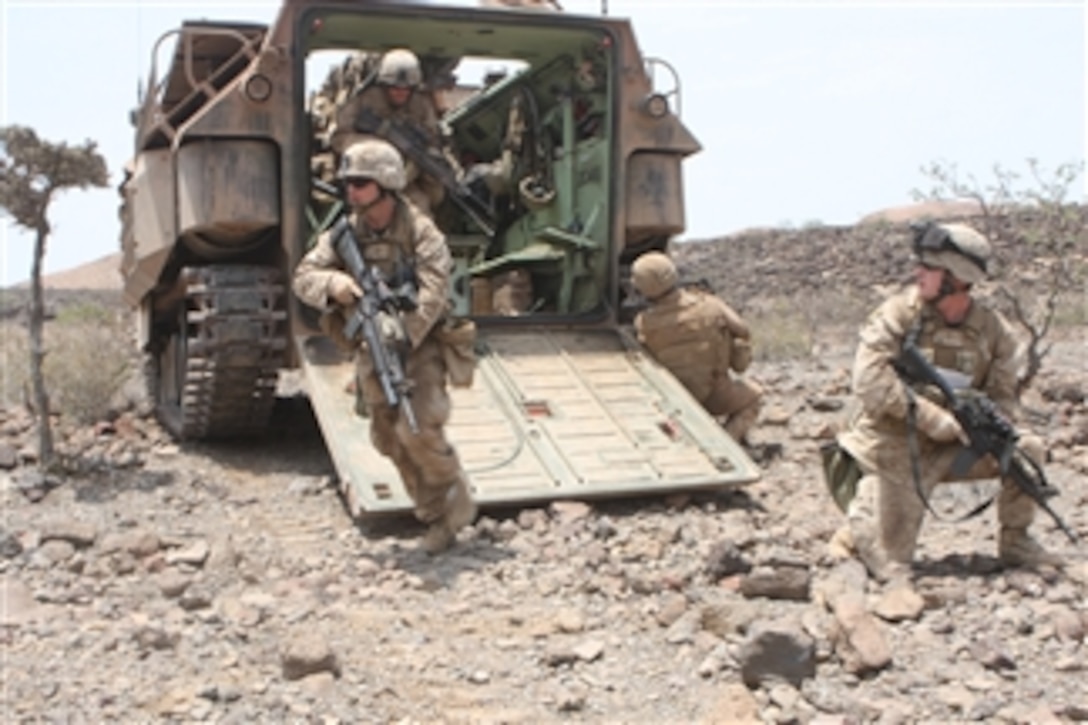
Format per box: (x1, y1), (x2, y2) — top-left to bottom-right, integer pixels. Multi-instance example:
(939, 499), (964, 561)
(296, 327), (760, 517)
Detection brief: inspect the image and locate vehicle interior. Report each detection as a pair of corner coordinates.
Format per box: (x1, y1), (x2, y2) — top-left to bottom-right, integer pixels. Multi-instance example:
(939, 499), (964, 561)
(301, 7), (616, 321)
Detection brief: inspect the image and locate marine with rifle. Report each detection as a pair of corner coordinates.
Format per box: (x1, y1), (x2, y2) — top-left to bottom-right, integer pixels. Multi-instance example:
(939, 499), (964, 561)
(329, 48), (451, 217)
(826, 221), (1069, 583)
(293, 138), (477, 554)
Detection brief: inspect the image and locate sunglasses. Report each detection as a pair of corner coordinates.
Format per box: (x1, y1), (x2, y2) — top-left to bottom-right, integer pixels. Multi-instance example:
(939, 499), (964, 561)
(345, 178), (374, 189)
(910, 222), (988, 273)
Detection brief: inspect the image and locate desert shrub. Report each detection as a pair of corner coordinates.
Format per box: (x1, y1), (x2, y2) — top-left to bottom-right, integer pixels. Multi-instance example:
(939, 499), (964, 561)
(0, 321), (31, 409)
(747, 288), (877, 363)
(749, 298), (813, 361)
(0, 301), (132, 424)
(55, 301), (116, 326)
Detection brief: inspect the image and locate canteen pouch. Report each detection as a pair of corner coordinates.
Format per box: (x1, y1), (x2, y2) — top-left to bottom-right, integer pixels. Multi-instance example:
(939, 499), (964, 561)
(438, 318), (477, 388)
(320, 309), (354, 352)
(821, 439), (862, 513)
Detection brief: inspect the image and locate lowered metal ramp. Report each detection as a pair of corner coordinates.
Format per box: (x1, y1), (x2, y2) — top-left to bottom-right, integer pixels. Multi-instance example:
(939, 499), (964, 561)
(296, 327), (760, 518)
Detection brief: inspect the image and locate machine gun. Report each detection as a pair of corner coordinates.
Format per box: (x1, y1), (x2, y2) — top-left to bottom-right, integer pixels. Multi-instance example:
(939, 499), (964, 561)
(330, 216), (420, 434)
(352, 107), (496, 236)
(893, 340), (1077, 542)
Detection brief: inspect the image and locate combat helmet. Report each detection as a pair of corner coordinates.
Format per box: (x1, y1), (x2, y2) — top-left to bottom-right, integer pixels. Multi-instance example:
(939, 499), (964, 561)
(337, 139), (406, 191)
(912, 222), (991, 284)
(377, 48), (423, 88)
(631, 251), (679, 300)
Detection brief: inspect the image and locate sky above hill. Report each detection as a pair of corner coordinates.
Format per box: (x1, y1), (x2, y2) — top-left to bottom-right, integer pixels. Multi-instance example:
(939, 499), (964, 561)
(0, 0), (1084, 285)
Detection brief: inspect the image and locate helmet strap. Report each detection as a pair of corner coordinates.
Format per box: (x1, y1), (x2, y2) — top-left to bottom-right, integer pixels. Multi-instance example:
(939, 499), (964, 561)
(360, 189), (399, 231)
(934, 270), (957, 301)
(349, 185), (388, 215)
(646, 284), (678, 303)
(932, 272), (973, 325)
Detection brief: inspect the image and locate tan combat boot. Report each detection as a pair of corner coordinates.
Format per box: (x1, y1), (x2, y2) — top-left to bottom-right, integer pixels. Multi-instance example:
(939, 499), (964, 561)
(849, 525), (913, 585)
(827, 525), (854, 559)
(998, 528), (1063, 569)
(444, 475), (478, 533)
(421, 520), (455, 555)
(420, 477), (477, 556)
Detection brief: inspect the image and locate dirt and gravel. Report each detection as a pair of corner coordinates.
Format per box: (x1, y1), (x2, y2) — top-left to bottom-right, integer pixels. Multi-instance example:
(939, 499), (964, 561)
(1, 214), (1085, 723)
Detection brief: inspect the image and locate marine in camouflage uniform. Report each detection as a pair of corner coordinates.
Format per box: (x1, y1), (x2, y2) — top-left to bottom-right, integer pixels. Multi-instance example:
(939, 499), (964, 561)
(309, 52), (376, 194)
(292, 139), (476, 554)
(835, 222), (1061, 582)
(631, 252), (763, 443)
(330, 48), (449, 216)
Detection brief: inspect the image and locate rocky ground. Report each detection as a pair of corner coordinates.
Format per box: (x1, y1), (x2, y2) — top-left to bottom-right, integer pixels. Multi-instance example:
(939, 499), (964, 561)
(1, 219), (1086, 723)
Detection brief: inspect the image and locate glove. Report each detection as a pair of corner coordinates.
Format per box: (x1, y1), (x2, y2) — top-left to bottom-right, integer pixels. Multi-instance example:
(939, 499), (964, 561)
(376, 311), (405, 346)
(729, 337), (753, 373)
(463, 162), (489, 187)
(328, 273), (362, 307)
(915, 397), (968, 445)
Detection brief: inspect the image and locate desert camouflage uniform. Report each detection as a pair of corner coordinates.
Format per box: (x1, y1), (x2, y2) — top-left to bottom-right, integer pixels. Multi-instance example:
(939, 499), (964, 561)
(308, 94), (338, 189)
(330, 86), (447, 215)
(635, 286), (763, 442)
(838, 286), (1044, 575)
(293, 197), (469, 528)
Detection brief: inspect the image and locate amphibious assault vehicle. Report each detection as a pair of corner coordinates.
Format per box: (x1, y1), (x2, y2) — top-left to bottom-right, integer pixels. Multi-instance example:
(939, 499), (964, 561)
(119, 0), (759, 516)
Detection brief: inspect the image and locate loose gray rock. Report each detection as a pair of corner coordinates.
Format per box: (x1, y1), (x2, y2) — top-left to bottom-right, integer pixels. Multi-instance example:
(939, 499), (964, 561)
(0, 441), (17, 469)
(740, 564), (811, 601)
(705, 540), (752, 579)
(739, 621), (817, 688)
(829, 591), (892, 674)
(281, 633), (339, 681)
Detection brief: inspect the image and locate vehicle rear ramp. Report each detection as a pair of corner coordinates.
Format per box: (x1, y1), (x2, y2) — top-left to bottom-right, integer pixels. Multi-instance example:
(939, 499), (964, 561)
(296, 327), (761, 518)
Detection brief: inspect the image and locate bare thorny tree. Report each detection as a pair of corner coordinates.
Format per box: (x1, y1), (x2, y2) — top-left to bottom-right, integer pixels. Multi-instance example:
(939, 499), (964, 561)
(914, 158), (1086, 395)
(0, 125), (108, 468)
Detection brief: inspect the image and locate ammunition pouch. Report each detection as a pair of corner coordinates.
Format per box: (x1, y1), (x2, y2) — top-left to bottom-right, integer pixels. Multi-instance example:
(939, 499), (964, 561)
(320, 309), (354, 353)
(730, 337), (753, 373)
(820, 439), (862, 513)
(437, 317), (478, 388)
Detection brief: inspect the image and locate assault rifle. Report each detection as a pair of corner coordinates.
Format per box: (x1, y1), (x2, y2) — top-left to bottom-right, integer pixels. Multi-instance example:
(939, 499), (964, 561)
(893, 340), (1077, 542)
(352, 107), (496, 236)
(330, 216), (420, 434)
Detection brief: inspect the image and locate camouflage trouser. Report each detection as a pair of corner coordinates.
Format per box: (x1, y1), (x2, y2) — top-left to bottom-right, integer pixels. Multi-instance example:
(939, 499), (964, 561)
(703, 376), (763, 443)
(357, 335), (466, 524)
(847, 435), (1043, 566)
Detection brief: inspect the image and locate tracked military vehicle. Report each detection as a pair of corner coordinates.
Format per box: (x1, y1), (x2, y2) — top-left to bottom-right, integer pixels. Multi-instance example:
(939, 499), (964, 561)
(120, 0), (759, 516)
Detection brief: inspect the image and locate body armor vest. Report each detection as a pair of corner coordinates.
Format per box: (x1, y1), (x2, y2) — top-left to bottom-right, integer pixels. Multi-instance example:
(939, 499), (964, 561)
(639, 288), (732, 403)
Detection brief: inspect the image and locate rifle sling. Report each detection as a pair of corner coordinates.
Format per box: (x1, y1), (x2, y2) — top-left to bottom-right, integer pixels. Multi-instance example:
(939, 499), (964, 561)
(904, 384), (994, 524)
(354, 110), (496, 236)
(895, 323), (1078, 543)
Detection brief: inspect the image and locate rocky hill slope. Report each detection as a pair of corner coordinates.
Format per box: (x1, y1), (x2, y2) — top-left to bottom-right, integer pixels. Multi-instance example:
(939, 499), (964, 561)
(673, 204), (1088, 316)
